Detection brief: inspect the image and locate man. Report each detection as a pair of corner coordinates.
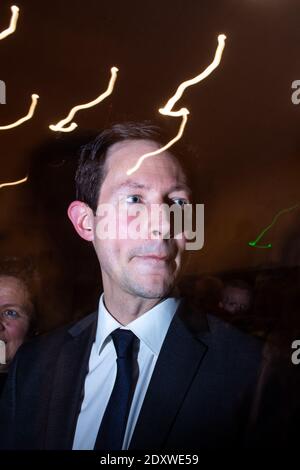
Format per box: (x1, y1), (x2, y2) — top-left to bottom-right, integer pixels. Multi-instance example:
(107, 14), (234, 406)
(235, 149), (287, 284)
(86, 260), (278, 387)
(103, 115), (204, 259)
(219, 280), (253, 315)
(0, 271), (35, 395)
(0, 122), (265, 450)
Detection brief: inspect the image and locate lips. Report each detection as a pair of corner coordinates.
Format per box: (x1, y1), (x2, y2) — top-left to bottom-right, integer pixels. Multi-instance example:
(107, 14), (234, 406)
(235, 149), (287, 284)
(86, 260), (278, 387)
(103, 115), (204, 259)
(135, 254), (171, 261)
(131, 243), (177, 263)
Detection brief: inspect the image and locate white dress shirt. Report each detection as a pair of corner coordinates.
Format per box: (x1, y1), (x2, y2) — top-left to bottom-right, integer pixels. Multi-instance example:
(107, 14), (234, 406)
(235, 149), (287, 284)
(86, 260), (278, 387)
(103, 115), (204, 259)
(73, 294), (180, 450)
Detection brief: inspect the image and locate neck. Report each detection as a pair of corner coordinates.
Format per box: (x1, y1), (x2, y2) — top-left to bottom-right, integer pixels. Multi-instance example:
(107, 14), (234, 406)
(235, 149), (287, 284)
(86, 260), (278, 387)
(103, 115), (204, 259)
(102, 283), (167, 326)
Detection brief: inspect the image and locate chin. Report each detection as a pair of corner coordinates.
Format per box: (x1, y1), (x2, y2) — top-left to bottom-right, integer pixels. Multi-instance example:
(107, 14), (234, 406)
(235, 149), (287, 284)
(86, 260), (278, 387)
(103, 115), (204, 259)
(129, 277), (175, 299)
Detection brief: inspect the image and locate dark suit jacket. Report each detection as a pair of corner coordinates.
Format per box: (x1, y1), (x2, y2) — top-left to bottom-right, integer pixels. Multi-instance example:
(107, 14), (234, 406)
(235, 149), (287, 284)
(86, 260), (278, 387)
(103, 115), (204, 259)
(0, 299), (265, 450)
(0, 373), (7, 398)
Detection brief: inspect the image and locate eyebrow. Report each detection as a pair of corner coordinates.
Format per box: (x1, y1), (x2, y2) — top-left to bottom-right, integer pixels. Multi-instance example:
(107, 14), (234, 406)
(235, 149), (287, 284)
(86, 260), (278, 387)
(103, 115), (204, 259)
(116, 181), (150, 191)
(114, 179), (191, 195)
(0, 303), (23, 310)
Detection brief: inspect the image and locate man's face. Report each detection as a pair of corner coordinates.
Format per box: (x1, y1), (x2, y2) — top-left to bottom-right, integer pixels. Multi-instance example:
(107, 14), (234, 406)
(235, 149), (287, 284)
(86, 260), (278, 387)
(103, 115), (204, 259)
(0, 276), (31, 363)
(222, 287), (251, 314)
(92, 139), (191, 300)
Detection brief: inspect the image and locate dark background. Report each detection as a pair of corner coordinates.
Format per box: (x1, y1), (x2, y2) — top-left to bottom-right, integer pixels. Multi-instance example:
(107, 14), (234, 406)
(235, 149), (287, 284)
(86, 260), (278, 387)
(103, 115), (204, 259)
(0, 0), (299, 329)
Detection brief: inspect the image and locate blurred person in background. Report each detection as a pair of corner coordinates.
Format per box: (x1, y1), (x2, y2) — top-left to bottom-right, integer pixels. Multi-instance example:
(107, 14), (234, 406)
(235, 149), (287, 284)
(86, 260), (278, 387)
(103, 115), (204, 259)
(0, 259), (37, 395)
(219, 279), (253, 315)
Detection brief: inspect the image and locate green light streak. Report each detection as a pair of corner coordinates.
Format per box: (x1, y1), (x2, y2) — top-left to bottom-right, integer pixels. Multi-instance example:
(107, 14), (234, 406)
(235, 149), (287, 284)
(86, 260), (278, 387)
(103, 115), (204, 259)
(248, 203), (299, 249)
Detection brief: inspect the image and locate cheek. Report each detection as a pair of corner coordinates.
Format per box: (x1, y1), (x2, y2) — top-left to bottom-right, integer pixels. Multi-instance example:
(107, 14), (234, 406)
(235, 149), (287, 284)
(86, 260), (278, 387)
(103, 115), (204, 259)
(175, 238), (186, 258)
(6, 321), (28, 341)
(120, 206), (149, 239)
(172, 241), (186, 273)
(94, 237), (132, 272)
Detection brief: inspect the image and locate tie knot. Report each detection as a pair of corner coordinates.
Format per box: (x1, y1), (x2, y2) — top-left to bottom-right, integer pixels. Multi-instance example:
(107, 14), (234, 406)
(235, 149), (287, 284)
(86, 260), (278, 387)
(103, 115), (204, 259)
(111, 329), (135, 359)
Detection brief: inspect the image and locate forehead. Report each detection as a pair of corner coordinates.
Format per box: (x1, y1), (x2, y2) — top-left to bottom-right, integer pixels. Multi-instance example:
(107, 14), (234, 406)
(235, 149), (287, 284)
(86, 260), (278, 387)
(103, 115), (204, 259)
(0, 276), (29, 303)
(225, 287), (250, 299)
(102, 139), (189, 194)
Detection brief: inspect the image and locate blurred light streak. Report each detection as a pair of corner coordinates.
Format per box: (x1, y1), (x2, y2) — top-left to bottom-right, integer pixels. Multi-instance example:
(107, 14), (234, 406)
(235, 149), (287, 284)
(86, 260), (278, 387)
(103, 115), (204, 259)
(0, 175), (27, 189)
(0, 5), (19, 41)
(127, 34), (226, 175)
(0, 94), (39, 130)
(49, 66), (119, 132)
(248, 203), (299, 249)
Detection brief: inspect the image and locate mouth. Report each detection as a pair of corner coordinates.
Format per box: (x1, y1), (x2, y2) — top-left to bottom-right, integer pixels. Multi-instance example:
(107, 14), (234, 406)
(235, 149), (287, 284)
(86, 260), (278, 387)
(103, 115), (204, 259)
(133, 254), (176, 270)
(135, 254), (171, 261)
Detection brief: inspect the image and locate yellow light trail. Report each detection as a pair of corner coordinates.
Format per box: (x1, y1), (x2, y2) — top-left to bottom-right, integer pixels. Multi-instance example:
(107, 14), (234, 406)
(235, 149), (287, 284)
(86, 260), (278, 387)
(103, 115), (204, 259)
(127, 113), (189, 177)
(0, 94), (39, 130)
(0, 175), (27, 189)
(0, 5), (19, 41)
(49, 66), (119, 132)
(127, 34), (226, 176)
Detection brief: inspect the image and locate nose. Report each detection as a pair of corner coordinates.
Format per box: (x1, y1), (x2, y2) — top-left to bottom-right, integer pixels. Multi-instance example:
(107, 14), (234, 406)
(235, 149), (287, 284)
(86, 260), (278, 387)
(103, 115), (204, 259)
(0, 320), (5, 331)
(150, 203), (172, 239)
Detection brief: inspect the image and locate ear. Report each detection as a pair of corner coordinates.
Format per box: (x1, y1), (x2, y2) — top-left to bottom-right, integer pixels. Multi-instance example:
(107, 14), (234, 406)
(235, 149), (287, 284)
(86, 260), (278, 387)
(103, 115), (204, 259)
(67, 201), (95, 242)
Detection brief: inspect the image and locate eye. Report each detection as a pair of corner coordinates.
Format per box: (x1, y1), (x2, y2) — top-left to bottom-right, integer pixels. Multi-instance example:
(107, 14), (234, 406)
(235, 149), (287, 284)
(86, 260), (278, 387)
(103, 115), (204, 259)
(172, 198), (189, 207)
(2, 309), (19, 319)
(126, 195), (142, 204)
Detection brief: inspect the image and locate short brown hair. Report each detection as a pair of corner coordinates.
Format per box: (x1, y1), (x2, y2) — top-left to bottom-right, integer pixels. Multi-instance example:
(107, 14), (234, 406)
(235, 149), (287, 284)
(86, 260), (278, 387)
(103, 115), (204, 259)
(75, 121), (193, 213)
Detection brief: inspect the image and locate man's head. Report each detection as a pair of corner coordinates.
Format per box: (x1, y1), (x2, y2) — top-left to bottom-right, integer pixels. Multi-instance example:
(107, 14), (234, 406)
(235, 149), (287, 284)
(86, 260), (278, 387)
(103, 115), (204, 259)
(219, 280), (253, 315)
(68, 122), (193, 302)
(0, 275), (34, 363)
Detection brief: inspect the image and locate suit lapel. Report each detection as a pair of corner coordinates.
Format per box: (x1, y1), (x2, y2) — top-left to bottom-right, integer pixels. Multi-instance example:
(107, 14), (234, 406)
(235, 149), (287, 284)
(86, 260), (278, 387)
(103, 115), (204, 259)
(129, 299), (209, 450)
(44, 312), (98, 449)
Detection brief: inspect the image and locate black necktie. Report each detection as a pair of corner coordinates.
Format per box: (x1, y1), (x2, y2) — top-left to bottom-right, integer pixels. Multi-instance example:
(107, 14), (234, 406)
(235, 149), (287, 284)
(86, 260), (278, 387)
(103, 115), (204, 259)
(94, 329), (136, 450)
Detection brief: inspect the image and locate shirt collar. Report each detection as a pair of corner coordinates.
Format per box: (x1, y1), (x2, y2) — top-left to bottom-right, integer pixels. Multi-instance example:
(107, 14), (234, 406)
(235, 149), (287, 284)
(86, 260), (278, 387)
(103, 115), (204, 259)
(95, 293), (181, 356)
